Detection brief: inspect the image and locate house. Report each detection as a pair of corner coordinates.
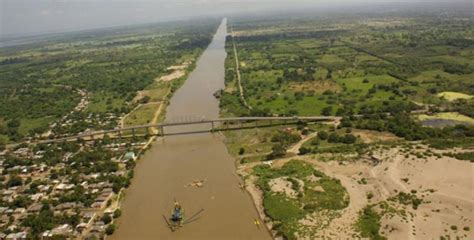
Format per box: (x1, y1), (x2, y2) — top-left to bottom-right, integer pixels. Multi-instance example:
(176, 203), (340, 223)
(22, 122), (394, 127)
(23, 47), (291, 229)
(92, 189), (115, 209)
(30, 193), (44, 202)
(13, 148), (29, 157)
(80, 211), (97, 225)
(27, 203), (43, 213)
(123, 152), (136, 161)
(76, 223), (88, 233)
(84, 232), (104, 240)
(50, 224), (73, 237)
(5, 231), (27, 240)
(37, 185), (50, 193)
(54, 202), (75, 211)
(55, 183), (75, 191)
(41, 230), (53, 239)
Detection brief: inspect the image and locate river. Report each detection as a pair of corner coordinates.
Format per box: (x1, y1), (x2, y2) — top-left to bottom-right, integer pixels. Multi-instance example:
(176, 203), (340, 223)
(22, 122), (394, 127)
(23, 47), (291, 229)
(112, 19), (271, 240)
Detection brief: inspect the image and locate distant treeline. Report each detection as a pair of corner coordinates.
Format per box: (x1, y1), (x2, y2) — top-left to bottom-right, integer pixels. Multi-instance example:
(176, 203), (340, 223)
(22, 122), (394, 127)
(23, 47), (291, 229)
(232, 29), (348, 42)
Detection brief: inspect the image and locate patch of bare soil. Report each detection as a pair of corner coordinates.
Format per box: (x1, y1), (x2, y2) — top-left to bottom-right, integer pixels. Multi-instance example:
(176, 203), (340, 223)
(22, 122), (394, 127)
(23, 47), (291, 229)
(287, 132), (318, 154)
(268, 177), (303, 199)
(239, 145), (473, 239)
(158, 70), (185, 82)
(156, 62), (190, 82)
(372, 148), (473, 240)
(352, 129), (401, 143)
(132, 90), (146, 103)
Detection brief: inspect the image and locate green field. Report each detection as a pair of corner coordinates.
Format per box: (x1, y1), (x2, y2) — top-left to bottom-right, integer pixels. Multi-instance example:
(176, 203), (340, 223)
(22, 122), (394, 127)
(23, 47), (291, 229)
(221, 15), (474, 119)
(123, 103), (160, 127)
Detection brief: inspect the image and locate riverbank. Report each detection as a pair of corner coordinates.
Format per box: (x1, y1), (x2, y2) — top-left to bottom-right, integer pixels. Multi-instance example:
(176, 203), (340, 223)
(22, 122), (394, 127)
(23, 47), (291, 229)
(111, 19), (271, 240)
(232, 138), (474, 239)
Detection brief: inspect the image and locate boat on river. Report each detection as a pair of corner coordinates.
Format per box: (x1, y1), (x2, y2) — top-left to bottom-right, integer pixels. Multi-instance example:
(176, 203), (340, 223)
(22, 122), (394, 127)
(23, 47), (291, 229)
(163, 201), (204, 232)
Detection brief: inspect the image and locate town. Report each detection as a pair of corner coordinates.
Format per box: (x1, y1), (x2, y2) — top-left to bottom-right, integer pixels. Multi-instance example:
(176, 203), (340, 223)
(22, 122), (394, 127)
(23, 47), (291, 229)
(0, 135), (143, 239)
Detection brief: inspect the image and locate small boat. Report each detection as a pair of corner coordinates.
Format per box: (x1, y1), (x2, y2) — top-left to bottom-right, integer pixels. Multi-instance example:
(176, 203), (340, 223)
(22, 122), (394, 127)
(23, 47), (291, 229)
(164, 201), (204, 232)
(163, 201), (185, 231)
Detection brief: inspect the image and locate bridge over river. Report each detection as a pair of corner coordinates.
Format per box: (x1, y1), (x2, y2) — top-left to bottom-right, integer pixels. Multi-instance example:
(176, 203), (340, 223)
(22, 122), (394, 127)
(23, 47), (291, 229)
(31, 116), (339, 144)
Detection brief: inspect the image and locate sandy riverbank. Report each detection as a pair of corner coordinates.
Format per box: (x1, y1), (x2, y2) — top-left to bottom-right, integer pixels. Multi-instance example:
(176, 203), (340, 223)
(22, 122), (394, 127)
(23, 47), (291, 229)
(238, 145), (474, 239)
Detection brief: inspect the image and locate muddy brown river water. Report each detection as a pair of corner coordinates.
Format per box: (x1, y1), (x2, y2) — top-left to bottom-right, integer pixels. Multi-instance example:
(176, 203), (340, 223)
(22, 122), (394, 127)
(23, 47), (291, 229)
(112, 19), (271, 240)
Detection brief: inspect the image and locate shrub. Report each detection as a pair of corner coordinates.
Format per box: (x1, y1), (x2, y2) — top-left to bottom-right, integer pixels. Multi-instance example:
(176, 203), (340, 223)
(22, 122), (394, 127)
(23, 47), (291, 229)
(356, 206), (385, 240)
(267, 144), (287, 160)
(298, 147), (311, 155)
(328, 133), (340, 143)
(106, 224), (116, 235)
(321, 106), (333, 116)
(114, 209), (122, 218)
(271, 131), (301, 147)
(367, 192), (374, 200)
(318, 131), (328, 140)
(341, 134), (357, 144)
(101, 214), (112, 224)
(7, 175), (23, 188)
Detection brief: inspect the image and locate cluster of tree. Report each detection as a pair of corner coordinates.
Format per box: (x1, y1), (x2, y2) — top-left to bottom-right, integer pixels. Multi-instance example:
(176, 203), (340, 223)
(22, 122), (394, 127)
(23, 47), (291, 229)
(58, 186), (96, 207)
(22, 205), (81, 237)
(68, 148), (118, 175)
(0, 20), (220, 142)
(0, 57), (30, 65)
(6, 175), (23, 188)
(281, 67), (316, 82)
(0, 85), (80, 120)
(368, 83), (404, 97)
(316, 130), (357, 144)
(234, 29), (347, 42)
(267, 131), (301, 159)
(357, 101), (419, 115)
(344, 114), (474, 141)
(271, 131), (301, 146)
(443, 63), (473, 75)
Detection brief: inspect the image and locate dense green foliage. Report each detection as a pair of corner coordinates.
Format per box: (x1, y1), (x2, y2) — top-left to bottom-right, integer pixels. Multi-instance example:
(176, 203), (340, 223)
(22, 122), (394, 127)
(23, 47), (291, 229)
(221, 11), (474, 146)
(22, 206), (80, 237)
(0, 19), (220, 142)
(356, 206), (386, 240)
(253, 160), (349, 239)
(345, 114), (474, 141)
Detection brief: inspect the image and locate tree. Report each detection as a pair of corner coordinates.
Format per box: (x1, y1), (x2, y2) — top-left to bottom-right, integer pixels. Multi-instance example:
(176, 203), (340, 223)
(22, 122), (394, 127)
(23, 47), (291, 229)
(102, 214), (112, 224)
(271, 131), (301, 147)
(318, 131), (328, 140)
(139, 96), (151, 104)
(106, 224), (116, 235)
(114, 209), (122, 218)
(7, 119), (20, 128)
(341, 134), (357, 144)
(7, 175), (23, 187)
(267, 144), (286, 160)
(298, 147), (311, 155)
(328, 133), (340, 143)
(321, 106), (333, 116)
(341, 117), (353, 128)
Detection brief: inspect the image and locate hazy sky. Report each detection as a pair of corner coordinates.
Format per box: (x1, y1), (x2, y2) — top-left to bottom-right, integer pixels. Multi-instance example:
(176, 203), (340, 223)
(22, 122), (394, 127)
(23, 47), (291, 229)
(0, 0), (470, 38)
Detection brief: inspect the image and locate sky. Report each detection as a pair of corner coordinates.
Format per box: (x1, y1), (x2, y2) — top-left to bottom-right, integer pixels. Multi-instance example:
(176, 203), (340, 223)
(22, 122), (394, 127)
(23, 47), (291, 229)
(0, 0), (471, 38)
